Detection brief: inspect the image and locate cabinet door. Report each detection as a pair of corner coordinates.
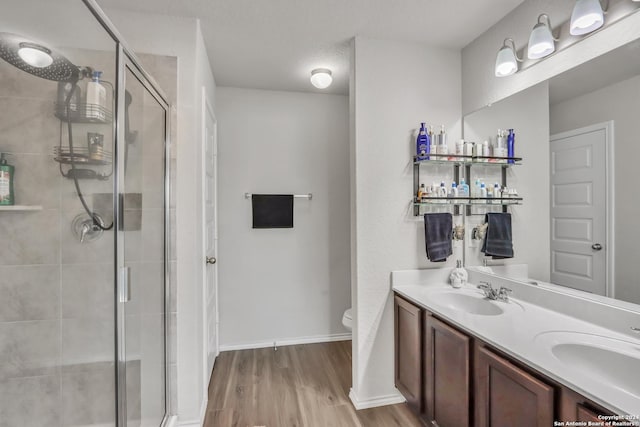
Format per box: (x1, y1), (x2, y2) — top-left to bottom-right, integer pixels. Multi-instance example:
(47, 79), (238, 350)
(475, 345), (554, 427)
(394, 295), (423, 413)
(559, 387), (614, 421)
(424, 315), (471, 427)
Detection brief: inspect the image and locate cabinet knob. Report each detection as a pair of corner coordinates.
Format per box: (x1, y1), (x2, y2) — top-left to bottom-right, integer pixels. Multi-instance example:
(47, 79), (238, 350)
(206, 256), (217, 265)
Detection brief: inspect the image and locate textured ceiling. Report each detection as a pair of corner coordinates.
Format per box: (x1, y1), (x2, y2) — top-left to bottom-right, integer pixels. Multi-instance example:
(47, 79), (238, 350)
(97, 0), (526, 95)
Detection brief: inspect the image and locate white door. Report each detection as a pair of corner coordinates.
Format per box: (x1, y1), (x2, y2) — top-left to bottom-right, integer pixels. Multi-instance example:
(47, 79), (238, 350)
(203, 89), (219, 378)
(550, 123), (610, 295)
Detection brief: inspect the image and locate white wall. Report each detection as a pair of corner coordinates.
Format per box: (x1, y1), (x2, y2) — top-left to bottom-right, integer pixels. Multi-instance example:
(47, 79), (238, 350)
(462, 0), (640, 114)
(463, 82), (550, 280)
(350, 36), (462, 406)
(100, 8), (216, 425)
(216, 87), (351, 348)
(551, 74), (640, 305)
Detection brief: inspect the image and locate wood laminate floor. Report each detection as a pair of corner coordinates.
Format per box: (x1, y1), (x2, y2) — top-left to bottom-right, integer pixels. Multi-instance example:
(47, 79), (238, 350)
(203, 340), (423, 427)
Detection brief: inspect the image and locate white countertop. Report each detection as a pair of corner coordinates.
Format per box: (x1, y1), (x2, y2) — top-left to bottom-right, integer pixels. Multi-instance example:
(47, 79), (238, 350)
(392, 277), (640, 416)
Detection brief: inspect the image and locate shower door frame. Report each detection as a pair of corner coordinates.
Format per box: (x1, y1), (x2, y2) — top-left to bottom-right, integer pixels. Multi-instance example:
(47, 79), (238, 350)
(82, 1), (173, 426)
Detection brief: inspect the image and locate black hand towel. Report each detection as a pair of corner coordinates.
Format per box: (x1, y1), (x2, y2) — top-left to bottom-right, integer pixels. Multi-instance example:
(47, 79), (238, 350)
(252, 194), (294, 228)
(481, 212), (514, 259)
(423, 213), (453, 262)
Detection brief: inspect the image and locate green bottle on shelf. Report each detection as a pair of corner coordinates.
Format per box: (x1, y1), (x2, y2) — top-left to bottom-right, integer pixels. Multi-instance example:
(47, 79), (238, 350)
(0, 153), (15, 205)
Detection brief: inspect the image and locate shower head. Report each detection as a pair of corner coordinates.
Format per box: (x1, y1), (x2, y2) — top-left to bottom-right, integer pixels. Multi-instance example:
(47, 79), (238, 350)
(0, 32), (81, 82)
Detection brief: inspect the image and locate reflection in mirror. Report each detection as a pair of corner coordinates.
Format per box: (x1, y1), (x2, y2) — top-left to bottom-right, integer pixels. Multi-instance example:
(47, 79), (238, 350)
(463, 37), (640, 307)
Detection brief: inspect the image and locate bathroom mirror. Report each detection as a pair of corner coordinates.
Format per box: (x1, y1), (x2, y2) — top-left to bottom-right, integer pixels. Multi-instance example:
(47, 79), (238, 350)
(463, 36), (640, 307)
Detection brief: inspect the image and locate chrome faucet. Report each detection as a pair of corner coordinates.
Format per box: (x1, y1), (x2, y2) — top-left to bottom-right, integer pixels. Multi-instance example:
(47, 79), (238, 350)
(477, 281), (512, 302)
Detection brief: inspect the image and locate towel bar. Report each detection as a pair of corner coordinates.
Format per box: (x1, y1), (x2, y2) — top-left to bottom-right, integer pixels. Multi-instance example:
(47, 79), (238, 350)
(244, 193), (312, 200)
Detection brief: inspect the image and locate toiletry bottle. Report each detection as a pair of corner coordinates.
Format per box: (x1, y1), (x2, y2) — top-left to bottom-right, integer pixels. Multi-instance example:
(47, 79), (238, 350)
(455, 139), (464, 161)
(450, 182), (458, 198)
(464, 141), (473, 158)
(428, 126), (437, 159)
(480, 182), (487, 199)
(86, 70), (107, 120)
(0, 153), (15, 206)
(473, 178), (481, 199)
(416, 123), (429, 160)
(459, 178), (469, 198)
(417, 183), (425, 201)
(439, 181), (447, 202)
(495, 129), (508, 161)
(507, 129), (515, 164)
(477, 140), (484, 159)
(482, 140), (490, 162)
(437, 125), (448, 156)
(494, 183), (501, 204)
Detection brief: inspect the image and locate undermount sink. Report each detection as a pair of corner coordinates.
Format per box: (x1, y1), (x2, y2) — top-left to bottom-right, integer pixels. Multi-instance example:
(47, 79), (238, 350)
(432, 292), (504, 316)
(536, 331), (640, 398)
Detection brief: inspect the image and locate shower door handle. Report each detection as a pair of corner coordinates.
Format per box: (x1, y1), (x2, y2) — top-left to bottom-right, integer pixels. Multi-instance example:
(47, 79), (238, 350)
(119, 266), (131, 303)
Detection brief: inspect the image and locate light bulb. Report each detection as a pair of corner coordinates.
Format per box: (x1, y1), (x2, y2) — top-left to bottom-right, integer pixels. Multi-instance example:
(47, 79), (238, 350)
(528, 15), (557, 59)
(570, 0), (605, 36)
(495, 40), (520, 77)
(310, 68), (332, 89)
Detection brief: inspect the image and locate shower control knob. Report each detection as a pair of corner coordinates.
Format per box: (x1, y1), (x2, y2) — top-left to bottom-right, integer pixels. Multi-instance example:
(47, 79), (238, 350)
(591, 243), (603, 251)
(206, 256), (217, 265)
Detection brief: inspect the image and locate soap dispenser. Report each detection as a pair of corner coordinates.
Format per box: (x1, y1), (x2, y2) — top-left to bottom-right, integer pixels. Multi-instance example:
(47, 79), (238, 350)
(449, 260), (468, 288)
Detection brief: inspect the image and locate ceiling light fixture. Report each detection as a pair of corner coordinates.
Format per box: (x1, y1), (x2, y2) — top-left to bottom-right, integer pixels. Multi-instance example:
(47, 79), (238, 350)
(570, 0), (608, 36)
(495, 38), (522, 77)
(17, 42), (53, 68)
(310, 68), (332, 89)
(528, 14), (560, 59)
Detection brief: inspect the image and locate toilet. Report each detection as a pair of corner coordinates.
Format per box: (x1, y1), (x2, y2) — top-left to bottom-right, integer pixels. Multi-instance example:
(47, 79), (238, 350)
(342, 308), (353, 331)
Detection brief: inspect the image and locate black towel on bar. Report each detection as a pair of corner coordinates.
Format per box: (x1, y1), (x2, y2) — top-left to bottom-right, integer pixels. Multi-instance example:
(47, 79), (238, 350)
(481, 212), (514, 259)
(252, 194), (294, 229)
(423, 213), (453, 262)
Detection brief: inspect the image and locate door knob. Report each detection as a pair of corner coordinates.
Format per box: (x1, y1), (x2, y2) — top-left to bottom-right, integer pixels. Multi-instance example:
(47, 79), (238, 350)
(206, 256), (217, 265)
(591, 243), (603, 251)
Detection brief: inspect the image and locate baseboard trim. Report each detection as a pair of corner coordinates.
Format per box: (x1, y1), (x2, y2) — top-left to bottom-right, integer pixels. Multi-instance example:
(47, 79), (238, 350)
(177, 396), (208, 427)
(348, 388), (406, 410)
(219, 333), (352, 352)
(163, 415), (178, 427)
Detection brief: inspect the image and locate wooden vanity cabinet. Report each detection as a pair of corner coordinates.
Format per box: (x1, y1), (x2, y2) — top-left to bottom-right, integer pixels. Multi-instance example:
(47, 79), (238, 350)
(393, 292), (619, 426)
(394, 295), (423, 413)
(475, 344), (554, 427)
(559, 387), (615, 422)
(423, 314), (471, 427)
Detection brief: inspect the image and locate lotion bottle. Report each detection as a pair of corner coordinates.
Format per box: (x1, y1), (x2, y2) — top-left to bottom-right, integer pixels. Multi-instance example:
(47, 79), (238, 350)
(507, 129), (515, 164)
(416, 123), (429, 160)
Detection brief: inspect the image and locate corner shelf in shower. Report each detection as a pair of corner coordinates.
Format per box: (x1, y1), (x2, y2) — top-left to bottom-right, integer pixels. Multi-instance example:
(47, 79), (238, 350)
(0, 205), (43, 211)
(54, 102), (113, 124)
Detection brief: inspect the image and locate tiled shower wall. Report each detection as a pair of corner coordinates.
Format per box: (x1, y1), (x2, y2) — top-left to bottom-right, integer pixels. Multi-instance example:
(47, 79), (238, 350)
(0, 47), (177, 426)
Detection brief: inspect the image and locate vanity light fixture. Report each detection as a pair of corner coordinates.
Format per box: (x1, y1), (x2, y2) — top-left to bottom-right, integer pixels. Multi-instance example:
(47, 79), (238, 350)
(495, 38), (522, 77)
(570, 0), (608, 36)
(528, 14), (560, 59)
(310, 68), (332, 89)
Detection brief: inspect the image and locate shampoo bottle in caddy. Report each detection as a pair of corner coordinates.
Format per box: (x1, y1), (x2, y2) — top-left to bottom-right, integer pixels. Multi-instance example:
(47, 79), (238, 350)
(416, 123), (429, 160)
(0, 153), (15, 205)
(86, 70), (107, 120)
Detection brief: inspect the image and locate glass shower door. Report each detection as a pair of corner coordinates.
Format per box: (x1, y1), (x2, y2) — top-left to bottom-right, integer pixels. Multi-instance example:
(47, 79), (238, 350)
(118, 58), (168, 427)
